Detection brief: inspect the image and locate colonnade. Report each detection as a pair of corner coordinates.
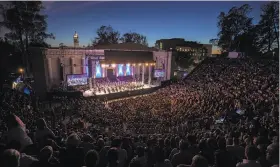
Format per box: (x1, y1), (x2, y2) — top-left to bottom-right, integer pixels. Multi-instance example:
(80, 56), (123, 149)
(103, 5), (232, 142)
(46, 56), (155, 87)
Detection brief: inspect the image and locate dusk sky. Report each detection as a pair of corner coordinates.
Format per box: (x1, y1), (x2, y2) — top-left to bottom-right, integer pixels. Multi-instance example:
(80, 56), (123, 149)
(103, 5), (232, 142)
(2, 1), (268, 54)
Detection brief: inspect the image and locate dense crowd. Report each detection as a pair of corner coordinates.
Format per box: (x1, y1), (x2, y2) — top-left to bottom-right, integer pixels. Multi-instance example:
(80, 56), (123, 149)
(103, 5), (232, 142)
(0, 57), (279, 167)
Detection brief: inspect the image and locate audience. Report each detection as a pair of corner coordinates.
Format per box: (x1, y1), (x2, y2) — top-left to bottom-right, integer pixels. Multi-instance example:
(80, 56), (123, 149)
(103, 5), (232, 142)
(0, 57), (278, 167)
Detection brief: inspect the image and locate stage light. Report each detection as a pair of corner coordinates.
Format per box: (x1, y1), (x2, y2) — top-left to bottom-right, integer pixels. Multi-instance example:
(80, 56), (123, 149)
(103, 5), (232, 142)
(96, 64), (102, 78)
(132, 63), (136, 66)
(138, 63), (142, 66)
(101, 64), (105, 68)
(118, 64), (123, 76)
(126, 64), (131, 75)
(145, 63), (148, 66)
(112, 64), (116, 68)
(127, 63), (130, 66)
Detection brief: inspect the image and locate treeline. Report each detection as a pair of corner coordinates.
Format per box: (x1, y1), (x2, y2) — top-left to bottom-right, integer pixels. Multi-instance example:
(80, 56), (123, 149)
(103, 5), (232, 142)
(91, 25), (148, 47)
(210, 2), (279, 58)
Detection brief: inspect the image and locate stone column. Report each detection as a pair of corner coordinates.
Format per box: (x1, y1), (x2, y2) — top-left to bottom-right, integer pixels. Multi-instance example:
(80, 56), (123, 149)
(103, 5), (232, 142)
(81, 58), (85, 74)
(102, 66), (105, 78)
(71, 57), (75, 74)
(93, 61), (96, 78)
(142, 64), (145, 84)
(59, 58), (65, 81)
(88, 59), (92, 77)
(148, 65), (151, 85)
(138, 64), (141, 81)
(89, 78), (92, 89)
(47, 58), (52, 83)
(124, 64), (126, 76)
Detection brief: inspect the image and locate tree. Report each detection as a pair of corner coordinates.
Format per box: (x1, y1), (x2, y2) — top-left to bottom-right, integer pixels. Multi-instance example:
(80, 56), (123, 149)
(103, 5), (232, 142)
(0, 37), (23, 90)
(215, 4), (254, 53)
(256, 2), (279, 53)
(0, 1), (54, 76)
(120, 32), (148, 46)
(92, 25), (120, 46)
(59, 42), (66, 48)
(174, 51), (195, 69)
(209, 39), (219, 46)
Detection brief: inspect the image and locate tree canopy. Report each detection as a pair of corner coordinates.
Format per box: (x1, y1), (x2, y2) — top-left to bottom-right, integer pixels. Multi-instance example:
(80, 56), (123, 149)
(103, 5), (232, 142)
(210, 2), (279, 57)
(92, 25), (149, 46)
(120, 32), (148, 46)
(92, 25), (120, 46)
(0, 1), (54, 75)
(256, 2), (279, 53)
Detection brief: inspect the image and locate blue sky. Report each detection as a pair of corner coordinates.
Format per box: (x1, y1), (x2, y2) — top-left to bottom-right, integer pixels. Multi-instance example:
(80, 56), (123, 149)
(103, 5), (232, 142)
(36, 1), (269, 51)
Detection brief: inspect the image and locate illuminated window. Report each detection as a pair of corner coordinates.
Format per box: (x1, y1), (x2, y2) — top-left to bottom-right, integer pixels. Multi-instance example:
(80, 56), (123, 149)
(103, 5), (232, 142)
(160, 42), (163, 49)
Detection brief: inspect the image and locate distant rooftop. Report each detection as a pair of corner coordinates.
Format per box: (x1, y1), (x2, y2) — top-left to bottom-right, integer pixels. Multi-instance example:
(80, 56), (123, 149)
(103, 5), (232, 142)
(90, 42), (158, 51)
(46, 43), (159, 51)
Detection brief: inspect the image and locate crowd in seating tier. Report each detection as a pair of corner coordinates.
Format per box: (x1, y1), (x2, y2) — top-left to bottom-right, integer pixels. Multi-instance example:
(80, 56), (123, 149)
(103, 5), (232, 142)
(0, 57), (278, 167)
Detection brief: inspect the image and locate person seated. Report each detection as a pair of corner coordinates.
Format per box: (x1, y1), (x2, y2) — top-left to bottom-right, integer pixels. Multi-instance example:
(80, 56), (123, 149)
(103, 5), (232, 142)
(59, 133), (84, 167)
(107, 148), (119, 167)
(83, 150), (99, 167)
(1, 149), (21, 167)
(236, 145), (261, 167)
(171, 140), (192, 167)
(5, 114), (33, 152)
(35, 118), (56, 143)
(266, 144), (279, 167)
(31, 146), (59, 167)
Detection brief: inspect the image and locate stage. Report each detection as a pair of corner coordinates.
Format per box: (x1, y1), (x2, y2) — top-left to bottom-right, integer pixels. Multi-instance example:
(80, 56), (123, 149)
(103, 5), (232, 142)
(83, 84), (159, 97)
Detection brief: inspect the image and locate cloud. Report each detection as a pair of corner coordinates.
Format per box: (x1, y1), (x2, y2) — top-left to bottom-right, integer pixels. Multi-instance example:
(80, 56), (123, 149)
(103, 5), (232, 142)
(43, 1), (56, 11)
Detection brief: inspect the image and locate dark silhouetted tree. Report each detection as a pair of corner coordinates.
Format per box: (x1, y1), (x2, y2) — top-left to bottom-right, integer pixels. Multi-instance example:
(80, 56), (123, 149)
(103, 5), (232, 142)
(216, 4), (254, 53)
(92, 25), (120, 46)
(256, 1), (279, 53)
(120, 32), (148, 46)
(209, 39), (219, 46)
(174, 51), (195, 69)
(59, 42), (66, 48)
(0, 1), (54, 76)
